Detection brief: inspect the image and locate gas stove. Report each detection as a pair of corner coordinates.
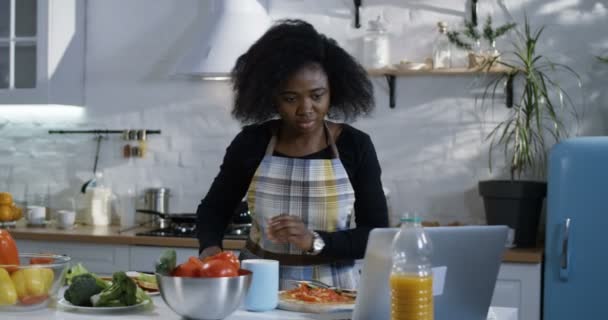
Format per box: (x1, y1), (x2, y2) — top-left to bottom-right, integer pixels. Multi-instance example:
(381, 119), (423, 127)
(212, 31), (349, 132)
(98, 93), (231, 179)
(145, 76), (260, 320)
(136, 222), (250, 240)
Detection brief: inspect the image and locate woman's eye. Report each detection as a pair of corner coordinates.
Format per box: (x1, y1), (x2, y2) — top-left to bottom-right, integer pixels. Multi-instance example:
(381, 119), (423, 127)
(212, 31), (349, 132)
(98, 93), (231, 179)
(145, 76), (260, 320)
(311, 93), (323, 101)
(282, 96), (296, 103)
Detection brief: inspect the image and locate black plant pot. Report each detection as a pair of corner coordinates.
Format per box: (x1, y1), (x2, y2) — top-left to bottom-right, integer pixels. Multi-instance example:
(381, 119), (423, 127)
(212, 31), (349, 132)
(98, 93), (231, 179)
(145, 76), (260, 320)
(478, 180), (546, 247)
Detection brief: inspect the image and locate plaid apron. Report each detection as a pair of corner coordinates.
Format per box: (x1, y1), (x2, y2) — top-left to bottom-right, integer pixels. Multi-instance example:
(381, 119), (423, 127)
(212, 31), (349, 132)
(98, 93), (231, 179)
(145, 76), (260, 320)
(241, 123), (359, 289)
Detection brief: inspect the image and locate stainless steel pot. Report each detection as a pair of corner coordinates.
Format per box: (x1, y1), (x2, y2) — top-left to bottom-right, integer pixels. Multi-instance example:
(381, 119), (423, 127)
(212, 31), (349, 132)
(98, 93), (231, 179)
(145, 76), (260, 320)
(140, 187), (171, 228)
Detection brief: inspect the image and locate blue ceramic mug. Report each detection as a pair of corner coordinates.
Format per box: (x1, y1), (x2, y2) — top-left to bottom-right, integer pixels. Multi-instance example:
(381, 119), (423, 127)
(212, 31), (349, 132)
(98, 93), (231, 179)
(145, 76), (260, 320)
(241, 259), (279, 311)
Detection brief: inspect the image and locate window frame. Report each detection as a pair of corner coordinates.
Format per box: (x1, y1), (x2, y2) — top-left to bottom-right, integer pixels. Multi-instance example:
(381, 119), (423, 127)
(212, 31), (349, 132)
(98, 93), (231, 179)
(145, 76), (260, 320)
(0, 0), (49, 103)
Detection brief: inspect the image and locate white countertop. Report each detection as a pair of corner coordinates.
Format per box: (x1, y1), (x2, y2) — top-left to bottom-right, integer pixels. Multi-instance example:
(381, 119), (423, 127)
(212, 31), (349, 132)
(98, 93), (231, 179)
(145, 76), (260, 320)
(1, 296), (517, 320)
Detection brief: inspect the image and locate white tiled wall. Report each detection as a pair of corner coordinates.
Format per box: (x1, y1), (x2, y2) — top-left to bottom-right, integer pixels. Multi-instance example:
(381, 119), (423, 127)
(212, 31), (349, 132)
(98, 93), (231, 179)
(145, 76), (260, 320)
(1, 0), (607, 227)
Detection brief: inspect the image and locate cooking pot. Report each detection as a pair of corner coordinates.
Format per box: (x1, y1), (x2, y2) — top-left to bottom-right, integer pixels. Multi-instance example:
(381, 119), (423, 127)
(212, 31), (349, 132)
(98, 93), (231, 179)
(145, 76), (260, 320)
(137, 187), (171, 228)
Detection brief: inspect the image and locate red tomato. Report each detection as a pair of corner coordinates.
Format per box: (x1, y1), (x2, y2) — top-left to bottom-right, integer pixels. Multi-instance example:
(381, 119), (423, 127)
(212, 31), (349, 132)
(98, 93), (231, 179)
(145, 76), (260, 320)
(30, 257), (54, 265)
(20, 294), (49, 305)
(171, 261), (200, 277)
(200, 259), (238, 278)
(212, 252), (240, 270)
(0, 230), (19, 272)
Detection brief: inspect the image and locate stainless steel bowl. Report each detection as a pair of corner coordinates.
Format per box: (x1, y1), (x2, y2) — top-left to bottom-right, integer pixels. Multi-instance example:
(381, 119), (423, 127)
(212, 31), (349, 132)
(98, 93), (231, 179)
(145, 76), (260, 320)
(156, 270), (252, 320)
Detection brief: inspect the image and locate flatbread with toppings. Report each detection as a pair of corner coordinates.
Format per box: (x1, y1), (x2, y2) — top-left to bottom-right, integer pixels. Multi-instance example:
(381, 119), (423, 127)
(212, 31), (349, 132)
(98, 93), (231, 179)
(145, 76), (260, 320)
(278, 283), (356, 313)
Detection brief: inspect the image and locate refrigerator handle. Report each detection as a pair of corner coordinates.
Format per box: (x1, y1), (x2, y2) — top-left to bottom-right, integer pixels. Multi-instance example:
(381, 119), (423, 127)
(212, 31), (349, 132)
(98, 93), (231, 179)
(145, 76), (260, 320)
(559, 217), (571, 281)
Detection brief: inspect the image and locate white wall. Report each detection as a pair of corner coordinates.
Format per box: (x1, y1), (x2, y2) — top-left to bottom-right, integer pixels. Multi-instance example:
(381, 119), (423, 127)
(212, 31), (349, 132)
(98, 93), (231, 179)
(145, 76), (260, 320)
(0, 0), (606, 226)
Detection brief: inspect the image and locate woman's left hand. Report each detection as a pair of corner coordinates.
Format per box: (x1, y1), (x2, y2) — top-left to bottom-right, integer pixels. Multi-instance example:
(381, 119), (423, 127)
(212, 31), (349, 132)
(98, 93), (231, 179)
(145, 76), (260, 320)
(266, 214), (314, 251)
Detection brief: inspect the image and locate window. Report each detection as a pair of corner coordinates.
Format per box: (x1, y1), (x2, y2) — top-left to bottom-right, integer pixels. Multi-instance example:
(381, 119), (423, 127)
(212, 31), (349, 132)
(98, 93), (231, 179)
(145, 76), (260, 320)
(0, 0), (37, 89)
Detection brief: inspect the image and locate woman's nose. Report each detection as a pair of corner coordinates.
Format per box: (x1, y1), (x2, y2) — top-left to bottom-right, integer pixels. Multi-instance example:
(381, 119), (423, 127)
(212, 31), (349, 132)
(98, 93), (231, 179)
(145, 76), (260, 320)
(296, 98), (314, 114)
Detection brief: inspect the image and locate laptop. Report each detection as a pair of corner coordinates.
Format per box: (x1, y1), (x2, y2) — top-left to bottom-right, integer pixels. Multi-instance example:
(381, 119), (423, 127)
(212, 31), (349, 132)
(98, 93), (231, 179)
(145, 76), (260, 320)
(352, 226), (508, 320)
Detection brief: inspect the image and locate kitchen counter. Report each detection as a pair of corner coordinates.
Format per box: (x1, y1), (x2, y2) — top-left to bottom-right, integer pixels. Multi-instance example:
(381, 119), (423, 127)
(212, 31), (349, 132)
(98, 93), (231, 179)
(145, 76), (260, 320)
(0, 296), (517, 320)
(7, 225), (543, 263)
(8, 224), (245, 251)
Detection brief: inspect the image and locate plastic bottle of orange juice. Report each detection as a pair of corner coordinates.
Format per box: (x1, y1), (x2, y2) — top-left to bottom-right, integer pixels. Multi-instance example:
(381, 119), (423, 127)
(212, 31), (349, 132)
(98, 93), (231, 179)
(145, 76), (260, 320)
(390, 216), (434, 320)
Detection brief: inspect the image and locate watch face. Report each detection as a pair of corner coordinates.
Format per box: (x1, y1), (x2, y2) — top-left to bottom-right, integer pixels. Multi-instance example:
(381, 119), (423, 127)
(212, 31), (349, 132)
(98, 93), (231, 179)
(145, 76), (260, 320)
(314, 237), (325, 252)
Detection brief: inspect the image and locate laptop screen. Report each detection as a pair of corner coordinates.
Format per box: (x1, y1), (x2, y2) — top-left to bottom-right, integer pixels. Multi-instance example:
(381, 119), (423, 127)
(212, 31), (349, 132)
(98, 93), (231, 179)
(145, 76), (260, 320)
(353, 226), (507, 320)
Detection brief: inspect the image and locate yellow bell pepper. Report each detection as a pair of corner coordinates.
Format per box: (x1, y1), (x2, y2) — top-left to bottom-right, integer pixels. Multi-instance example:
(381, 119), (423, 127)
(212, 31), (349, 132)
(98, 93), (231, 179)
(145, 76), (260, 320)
(0, 268), (18, 306)
(10, 268), (54, 301)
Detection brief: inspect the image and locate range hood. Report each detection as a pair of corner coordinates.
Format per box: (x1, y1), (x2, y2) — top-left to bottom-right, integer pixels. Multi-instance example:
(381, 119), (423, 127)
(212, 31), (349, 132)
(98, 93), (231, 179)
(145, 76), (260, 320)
(174, 0), (271, 80)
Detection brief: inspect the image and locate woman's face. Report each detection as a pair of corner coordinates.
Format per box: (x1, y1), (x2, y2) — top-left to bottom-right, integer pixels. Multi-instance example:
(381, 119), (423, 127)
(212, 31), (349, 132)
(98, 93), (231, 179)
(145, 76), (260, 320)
(275, 64), (330, 135)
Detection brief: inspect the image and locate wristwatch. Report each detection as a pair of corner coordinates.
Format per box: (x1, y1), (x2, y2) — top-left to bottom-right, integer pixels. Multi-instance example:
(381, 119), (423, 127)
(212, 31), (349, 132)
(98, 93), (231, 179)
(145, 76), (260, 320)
(307, 231), (325, 255)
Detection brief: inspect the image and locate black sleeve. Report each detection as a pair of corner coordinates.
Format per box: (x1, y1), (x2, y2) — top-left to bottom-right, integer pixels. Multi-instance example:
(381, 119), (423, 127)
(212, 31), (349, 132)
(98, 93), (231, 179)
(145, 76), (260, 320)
(317, 132), (388, 259)
(196, 127), (266, 251)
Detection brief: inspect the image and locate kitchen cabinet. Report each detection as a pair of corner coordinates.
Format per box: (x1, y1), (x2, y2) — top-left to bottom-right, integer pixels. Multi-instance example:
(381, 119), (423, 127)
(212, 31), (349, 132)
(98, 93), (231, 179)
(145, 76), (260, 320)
(16, 239), (130, 275)
(0, 0), (85, 105)
(492, 262), (542, 320)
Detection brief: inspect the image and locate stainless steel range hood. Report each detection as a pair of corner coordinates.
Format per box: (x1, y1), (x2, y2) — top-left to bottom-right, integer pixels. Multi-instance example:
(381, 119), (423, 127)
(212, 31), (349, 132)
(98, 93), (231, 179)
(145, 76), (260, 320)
(174, 0), (271, 80)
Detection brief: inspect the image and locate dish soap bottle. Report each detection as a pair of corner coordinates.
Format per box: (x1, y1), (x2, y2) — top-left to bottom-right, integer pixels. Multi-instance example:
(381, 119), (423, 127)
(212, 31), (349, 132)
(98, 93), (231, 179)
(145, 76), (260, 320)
(390, 215), (434, 320)
(432, 22), (451, 69)
(362, 15), (390, 69)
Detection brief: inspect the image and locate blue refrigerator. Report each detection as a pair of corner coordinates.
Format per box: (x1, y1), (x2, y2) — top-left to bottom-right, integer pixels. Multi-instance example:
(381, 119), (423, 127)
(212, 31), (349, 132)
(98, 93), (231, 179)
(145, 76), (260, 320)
(545, 137), (608, 319)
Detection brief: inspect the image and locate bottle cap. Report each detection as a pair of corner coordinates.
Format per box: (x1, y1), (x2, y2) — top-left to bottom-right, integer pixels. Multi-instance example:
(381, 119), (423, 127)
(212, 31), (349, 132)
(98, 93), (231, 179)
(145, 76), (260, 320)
(437, 21), (448, 33)
(400, 216), (422, 223)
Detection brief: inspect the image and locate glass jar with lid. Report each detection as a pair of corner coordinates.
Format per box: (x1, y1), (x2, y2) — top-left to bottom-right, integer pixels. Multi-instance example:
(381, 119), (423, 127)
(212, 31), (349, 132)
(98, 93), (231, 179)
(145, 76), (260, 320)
(362, 15), (390, 69)
(432, 21), (452, 69)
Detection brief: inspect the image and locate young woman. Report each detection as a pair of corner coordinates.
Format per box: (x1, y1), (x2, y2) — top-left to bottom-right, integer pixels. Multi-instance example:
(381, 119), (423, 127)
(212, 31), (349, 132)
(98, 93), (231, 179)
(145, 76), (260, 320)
(196, 19), (388, 289)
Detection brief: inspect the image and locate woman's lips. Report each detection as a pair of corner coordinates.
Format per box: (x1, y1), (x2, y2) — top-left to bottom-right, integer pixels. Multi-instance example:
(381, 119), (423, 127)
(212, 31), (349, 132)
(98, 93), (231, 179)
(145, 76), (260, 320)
(296, 119), (315, 129)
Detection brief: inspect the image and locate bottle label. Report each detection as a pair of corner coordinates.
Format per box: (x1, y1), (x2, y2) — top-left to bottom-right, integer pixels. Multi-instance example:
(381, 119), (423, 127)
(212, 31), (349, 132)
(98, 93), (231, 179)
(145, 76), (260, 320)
(432, 266), (447, 296)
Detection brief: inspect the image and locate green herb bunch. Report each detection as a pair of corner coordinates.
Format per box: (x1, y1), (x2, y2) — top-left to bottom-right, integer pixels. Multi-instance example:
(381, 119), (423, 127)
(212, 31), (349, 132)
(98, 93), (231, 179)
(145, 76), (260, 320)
(447, 15), (515, 51)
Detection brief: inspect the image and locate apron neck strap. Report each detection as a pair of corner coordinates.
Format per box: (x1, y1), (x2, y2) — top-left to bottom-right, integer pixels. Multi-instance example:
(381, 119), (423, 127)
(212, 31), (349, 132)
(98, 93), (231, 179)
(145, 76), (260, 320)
(266, 121), (339, 158)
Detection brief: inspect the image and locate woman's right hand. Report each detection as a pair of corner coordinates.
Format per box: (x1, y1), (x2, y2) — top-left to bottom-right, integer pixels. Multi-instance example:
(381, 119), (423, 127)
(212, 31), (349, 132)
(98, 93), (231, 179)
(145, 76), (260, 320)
(199, 246), (222, 260)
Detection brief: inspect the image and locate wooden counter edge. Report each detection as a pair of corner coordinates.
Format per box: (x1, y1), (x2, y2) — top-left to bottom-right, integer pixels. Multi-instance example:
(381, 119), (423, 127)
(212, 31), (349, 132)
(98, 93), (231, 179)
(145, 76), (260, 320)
(502, 247), (544, 264)
(10, 229), (246, 251)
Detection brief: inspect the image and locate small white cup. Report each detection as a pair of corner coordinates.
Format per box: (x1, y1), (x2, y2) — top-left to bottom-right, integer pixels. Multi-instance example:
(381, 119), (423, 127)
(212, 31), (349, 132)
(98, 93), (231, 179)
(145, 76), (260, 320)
(26, 205), (46, 225)
(241, 259), (279, 311)
(56, 210), (76, 229)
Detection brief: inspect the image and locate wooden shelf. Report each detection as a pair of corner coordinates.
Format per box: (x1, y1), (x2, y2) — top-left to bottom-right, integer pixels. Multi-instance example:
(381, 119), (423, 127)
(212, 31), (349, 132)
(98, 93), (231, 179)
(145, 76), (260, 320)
(366, 66), (511, 108)
(367, 66), (510, 76)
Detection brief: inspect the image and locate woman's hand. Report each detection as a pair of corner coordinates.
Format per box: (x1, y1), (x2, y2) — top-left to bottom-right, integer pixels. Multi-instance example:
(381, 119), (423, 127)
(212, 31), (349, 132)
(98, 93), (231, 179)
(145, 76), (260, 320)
(199, 246), (222, 260)
(266, 214), (314, 252)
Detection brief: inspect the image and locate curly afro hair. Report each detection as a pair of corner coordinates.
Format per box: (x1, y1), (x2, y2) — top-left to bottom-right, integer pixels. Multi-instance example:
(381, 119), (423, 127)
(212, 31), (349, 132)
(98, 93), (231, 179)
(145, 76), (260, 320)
(231, 19), (374, 124)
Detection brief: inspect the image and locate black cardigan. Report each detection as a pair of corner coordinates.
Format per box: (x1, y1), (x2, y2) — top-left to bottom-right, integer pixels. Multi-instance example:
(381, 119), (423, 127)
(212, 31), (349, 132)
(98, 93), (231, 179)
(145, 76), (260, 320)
(196, 120), (388, 259)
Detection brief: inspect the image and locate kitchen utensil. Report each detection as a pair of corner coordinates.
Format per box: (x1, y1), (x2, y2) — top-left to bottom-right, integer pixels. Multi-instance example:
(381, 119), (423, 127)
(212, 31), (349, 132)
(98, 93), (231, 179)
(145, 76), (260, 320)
(0, 253), (71, 312)
(138, 188), (171, 228)
(80, 135), (104, 194)
(136, 210), (170, 229)
(156, 270), (252, 320)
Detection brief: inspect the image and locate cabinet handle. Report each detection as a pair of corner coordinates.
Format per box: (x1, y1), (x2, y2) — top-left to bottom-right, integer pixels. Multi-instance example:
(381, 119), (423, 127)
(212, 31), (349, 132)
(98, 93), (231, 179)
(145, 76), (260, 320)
(559, 217), (571, 281)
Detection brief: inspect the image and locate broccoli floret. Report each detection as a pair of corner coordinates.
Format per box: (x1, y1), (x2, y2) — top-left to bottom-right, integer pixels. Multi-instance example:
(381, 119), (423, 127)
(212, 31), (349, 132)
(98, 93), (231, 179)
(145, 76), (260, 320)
(91, 271), (138, 307)
(65, 263), (90, 285)
(155, 249), (176, 275)
(64, 274), (106, 307)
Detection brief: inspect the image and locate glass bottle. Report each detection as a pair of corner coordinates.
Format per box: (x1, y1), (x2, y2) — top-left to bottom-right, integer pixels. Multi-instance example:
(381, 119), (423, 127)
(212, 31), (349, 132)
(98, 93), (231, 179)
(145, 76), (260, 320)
(362, 15), (390, 69)
(432, 22), (452, 69)
(390, 216), (434, 320)
(84, 172), (113, 226)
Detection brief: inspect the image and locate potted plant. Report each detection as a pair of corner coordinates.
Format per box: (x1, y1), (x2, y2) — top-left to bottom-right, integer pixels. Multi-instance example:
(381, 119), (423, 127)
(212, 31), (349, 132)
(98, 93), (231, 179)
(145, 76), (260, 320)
(447, 16), (516, 68)
(477, 17), (581, 247)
